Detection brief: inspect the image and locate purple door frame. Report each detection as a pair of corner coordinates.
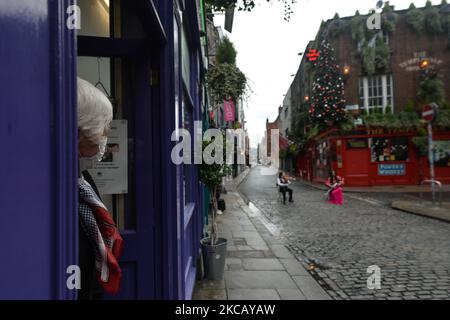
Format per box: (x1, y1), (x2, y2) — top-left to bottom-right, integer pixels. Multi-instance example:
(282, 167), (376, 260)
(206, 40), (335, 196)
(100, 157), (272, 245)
(0, 0), (78, 299)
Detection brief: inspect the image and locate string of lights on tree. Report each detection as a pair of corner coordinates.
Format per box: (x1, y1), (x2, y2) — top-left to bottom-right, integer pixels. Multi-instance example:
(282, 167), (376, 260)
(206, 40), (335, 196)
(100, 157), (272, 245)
(309, 39), (347, 127)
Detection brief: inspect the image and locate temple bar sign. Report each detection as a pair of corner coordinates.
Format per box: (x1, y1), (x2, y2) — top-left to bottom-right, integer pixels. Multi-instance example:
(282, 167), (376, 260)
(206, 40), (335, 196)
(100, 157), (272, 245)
(89, 120), (128, 195)
(378, 164), (406, 176)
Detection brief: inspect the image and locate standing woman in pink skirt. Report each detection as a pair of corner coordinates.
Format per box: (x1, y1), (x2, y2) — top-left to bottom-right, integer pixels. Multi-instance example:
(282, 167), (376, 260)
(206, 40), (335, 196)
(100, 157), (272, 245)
(325, 171), (345, 205)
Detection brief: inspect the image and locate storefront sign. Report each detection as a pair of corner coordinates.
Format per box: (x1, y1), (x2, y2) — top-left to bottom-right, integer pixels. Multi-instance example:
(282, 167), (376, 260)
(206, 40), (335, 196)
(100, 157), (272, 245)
(378, 164), (406, 176)
(399, 52), (443, 72)
(89, 120), (128, 195)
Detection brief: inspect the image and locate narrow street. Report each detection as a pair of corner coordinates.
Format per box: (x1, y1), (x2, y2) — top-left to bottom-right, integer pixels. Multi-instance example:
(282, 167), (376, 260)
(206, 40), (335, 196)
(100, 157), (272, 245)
(238, 166), (450, 300)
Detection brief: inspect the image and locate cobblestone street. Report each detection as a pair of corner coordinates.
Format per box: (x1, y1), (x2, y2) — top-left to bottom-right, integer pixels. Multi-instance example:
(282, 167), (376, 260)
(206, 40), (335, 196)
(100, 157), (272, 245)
(238, 166), (450, 300)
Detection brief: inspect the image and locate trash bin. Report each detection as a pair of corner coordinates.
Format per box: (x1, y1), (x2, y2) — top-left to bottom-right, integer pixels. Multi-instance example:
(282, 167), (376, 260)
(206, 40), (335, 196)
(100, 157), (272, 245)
(200, 238), (228, 280)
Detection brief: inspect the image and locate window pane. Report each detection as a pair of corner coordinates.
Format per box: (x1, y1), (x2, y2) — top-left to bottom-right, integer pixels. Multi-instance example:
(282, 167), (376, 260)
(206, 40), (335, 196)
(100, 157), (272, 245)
(391, 137), (408, 161)
(371, 138), (389, 162)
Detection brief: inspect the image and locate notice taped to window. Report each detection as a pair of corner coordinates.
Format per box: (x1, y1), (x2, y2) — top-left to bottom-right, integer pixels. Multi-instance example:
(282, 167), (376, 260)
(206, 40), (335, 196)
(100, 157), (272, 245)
(89, 120), (128, 195)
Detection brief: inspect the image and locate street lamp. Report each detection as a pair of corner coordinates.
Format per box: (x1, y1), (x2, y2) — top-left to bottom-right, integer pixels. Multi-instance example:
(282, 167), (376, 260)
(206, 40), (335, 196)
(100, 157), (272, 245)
(420, 59), (430, 70)
(343, 65), (350, 76)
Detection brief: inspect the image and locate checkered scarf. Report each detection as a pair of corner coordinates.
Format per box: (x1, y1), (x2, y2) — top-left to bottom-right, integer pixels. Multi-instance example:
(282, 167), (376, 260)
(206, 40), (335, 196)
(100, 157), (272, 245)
(79, 178), (123, 295)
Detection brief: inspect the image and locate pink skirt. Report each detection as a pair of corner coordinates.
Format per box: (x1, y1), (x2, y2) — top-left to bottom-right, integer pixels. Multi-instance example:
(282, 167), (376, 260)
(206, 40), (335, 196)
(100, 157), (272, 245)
(328, 187), (344, 205)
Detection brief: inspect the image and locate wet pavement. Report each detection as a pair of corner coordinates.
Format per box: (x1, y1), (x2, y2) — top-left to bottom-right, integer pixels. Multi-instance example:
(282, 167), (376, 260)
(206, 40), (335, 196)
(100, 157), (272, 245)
(238, 166), (450, 300)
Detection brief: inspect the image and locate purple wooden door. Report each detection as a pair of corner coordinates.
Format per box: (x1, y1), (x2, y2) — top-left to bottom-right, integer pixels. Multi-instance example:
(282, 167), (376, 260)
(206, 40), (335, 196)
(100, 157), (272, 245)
(0, 0), (78, 299)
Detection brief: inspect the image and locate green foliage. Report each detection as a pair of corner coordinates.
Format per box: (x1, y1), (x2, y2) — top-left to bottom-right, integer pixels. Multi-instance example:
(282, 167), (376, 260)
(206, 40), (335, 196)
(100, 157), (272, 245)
(291, 111), (309, 142)
(216, 36), (237, 65)
(199, 139), (231, 190)
(385, 106), (393, 114)
(382, 3), (398, 33)
(361, 42), (376, 74)
(441, 101), (450, 110)
(328, 13), (348, 38)
(404, 100), (416, 113)
(406, 3), (425, 32)
(350, 11), (365, 42)
(198, 138), (232, 245)
(418, 76), (445, 104)
(435, 109), (450, 128)
(306, 125), (320, 140)
(362, 110), (421, 131)
(399, 111), (421, 130)
(205, 0), (297, 21)
(374, 38), (391, 70)
(207, 63), (247, 105)
(424, 0), (443, 34)
(339, 113), (356, 132)
(412, 137), (428, 156)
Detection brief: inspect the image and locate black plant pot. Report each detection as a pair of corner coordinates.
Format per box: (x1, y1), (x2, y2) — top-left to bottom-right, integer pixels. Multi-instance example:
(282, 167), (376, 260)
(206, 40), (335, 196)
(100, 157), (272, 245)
(200, 238), (228, 280)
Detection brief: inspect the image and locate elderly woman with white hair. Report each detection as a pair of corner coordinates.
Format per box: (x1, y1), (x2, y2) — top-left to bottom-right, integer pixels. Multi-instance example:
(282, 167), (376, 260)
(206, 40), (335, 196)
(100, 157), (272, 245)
(77, 77), (123, 300)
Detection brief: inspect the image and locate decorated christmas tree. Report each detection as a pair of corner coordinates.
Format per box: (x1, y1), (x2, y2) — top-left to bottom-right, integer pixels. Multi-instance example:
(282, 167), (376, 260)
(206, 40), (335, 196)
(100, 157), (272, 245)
(309, 39), (346, 127)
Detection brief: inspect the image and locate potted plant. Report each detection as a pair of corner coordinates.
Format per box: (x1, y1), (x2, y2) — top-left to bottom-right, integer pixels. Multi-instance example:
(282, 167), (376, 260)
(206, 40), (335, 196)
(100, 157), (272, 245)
(199, 138), (231, 280)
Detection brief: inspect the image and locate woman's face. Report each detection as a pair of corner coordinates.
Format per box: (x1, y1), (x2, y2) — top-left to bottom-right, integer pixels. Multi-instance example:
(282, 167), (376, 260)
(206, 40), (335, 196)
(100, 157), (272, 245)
(78, 129), (108, 158)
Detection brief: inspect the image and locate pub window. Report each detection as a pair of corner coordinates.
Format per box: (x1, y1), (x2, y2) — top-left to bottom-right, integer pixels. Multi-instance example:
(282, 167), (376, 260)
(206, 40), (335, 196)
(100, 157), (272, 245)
(359, 75), (394, 111)
(370, 137), (408, 162)
(434, 141), (450, 167)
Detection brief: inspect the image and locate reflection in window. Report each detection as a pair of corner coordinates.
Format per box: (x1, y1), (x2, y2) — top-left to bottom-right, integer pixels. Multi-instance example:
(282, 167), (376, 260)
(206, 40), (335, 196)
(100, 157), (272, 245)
(77, 0), (110, 38)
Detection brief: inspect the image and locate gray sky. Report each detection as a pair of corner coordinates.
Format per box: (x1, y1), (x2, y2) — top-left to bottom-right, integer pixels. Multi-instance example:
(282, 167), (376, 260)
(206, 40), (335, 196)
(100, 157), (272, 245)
(214, 0), (443, 148)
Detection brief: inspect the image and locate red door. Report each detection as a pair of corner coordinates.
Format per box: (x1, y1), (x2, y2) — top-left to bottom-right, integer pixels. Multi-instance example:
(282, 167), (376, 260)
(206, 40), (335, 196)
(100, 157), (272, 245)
(344, 139), (370, 186)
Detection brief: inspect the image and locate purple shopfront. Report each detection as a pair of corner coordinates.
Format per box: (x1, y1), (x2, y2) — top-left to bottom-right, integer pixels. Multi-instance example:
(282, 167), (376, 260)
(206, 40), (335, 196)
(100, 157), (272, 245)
(0, 0), (206, 300)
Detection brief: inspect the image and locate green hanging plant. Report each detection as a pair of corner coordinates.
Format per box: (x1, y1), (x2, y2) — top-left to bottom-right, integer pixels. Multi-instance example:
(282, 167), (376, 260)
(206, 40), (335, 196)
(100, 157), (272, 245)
(418, 76), (445, 105)
(361, 42), (376, 74)
(412, 137), (428, 156)
(374, 37), (391, 70)
(435, 109), (450, 128)
(424, 0), (443, 34)
(207, 63), (247, 106)
(216, 36), (237, 65)
(382, 3), (398, 33)
(406, 3), (425, 32)
(350, 11), (365, 42)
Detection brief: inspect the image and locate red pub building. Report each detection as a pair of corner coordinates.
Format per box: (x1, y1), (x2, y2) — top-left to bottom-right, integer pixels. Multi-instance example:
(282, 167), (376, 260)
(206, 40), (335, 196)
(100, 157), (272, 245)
(294, 2), (450, 187)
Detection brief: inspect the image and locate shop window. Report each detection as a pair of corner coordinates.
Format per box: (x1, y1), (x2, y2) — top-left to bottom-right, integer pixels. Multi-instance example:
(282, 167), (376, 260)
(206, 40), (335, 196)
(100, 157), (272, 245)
(359, 75), (394, 111)
(370, 137), (408, 162)
(434, 141), (450, 167)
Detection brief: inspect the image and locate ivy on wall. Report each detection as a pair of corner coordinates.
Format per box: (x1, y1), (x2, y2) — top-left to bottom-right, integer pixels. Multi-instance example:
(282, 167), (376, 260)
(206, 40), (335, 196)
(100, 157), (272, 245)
(406, 0), (450, 38)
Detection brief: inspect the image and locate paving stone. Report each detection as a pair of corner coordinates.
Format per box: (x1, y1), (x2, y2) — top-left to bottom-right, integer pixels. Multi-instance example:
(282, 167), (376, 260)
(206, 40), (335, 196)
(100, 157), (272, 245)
(277, 289), (307, 300)
(269, 245), (294, 259)
(227, 289), (281, 300)
(280, 259), (310, 276)
(225, 271), (298, 289)
(242, 258), (285, 271)
(292, 276), (331, 300)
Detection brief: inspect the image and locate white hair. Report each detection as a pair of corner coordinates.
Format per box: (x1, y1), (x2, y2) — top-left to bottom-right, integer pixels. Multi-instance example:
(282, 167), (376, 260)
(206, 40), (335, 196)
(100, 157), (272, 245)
(77, 77), (113, 141)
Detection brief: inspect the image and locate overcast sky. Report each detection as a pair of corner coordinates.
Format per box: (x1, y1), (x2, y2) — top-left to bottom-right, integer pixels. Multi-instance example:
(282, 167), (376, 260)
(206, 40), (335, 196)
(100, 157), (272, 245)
(214, 0), (443, 148)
